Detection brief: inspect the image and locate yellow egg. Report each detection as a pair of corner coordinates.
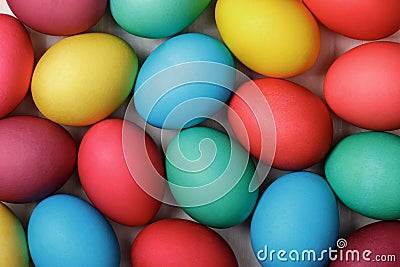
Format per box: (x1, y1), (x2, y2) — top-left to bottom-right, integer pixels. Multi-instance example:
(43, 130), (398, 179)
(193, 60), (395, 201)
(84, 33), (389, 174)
(0, 203), (29, 267)
(32, 33), (138, 126)
(215, 0), (320, 78)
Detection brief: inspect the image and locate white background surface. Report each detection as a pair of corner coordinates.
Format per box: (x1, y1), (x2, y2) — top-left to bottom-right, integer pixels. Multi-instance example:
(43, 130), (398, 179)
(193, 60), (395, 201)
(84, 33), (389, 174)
(1, 1), (399, 266)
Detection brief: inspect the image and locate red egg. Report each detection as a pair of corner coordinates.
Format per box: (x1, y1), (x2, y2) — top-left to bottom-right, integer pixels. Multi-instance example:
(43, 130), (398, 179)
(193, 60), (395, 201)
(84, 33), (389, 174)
(0, 14), (34, 118)
(6, 0), (107, 36)
(329, 221), (400, 266)
(131, 218), (239, 267)
(78, 118), (165, 226)
(0, 116), (76, 203)
(324, 41), (400, 131)
(303, 0), (400, 40)
(228, 78), (332, 170)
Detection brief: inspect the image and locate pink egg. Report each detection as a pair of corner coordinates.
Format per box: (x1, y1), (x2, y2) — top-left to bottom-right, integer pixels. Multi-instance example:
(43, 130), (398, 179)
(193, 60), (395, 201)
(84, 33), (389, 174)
(78, 119), (165, 226)
(6, 0), (107, 36)
(0, 116), (77, 203)
(131, 218), (239, 267)
(304, 0), (400, 40)
(228, 78), (333, 170)
(324, 41), (400, 131)
(0, 14), (34, 118)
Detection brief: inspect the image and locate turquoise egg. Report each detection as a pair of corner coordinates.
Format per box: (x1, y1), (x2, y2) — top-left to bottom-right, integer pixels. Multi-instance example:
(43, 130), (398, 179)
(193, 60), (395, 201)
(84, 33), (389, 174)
(325, 131), (400, 220)
(28, 194), (120, 267)
(250, 171), (339, 267)
(165, 127), (259, 228)
(133, 33), (235, 130)
(110, 0), (211, 38)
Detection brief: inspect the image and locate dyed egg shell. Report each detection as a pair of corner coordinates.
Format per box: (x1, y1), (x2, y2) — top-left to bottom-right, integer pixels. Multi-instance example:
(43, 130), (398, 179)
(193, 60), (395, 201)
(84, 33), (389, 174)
(325, 131), (400, 220)
(228, 78), (332, 171)
(134, 33), (235, 130)
(329, 221), (400, 266)
(78, 118), (165, 226)
(110, 0), (211, 38)
(250, 171), (340, 267)
(0, 203), (29, 267)
(324, 41), (400, 131)
(0, 14), (34, 118)
(303, 0), (400, 40)
(131, 218), (238, 267)
(28, 194), (120, 267)
(32, 33), (138, 126)
(6, 0), (107, 36)
(215, 0), (320, 78)
(165, 127), (258, 228)
(0, 116), (76, 203)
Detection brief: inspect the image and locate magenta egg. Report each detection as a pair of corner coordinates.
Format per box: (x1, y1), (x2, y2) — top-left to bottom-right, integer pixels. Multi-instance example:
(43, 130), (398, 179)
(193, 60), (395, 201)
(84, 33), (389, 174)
(6, 0), (107, 36)
(0, 116), (77, 203)
(329, 221), (400, 266)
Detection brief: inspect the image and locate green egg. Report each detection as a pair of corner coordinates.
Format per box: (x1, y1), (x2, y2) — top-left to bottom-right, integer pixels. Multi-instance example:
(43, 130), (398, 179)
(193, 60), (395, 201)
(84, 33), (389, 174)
(110, 0), (211, 38)
(165, 127), (259, 228)
(325, 131), (400, 220)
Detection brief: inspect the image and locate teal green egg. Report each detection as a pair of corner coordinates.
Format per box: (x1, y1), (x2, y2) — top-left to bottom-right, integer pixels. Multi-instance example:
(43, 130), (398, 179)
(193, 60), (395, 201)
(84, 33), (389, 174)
(165, 127), (259, 228)
(110, 0), (211, 38)
(325, 131), (400, 220)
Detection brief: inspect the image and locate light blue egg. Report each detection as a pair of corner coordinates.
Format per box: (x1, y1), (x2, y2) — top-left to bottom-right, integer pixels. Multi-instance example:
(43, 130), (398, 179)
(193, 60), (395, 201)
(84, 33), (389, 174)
(134, 33), (235, 130)
(250, 171), (339, 267)
(27, 194), (120, 267)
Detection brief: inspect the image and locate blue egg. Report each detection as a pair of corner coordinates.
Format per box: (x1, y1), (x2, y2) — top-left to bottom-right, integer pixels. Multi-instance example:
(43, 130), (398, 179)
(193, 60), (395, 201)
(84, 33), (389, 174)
(28, 194), (120, 267)
(134, 33), (235, 130)
(250, 171), (339, 267)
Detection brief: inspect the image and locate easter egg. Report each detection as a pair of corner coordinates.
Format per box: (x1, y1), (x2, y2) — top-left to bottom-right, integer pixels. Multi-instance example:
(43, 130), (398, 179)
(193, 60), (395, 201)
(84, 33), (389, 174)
(131, 218), (238, 267)
(31, 32), (138, 126)
(78, 118), (165, 226)
(134, 33), (235, 130)
(165, 127), (258, 228)
(0, 116), (76, 203)
(303, 0), (400, 40)
(28, 194), (120, 267)
(325, 131), (400, 220)
(215, 0), (320, 78)
(228, 78), (332, 170)
(0, 203), (29, 267)
(0, 14), (34, 118)
(250, 171), (340, 267)
(329, 221), (400, 266)
(110, 0), (211, 38)
(6, 0), (107, 36)
(324, 41), (400, 131)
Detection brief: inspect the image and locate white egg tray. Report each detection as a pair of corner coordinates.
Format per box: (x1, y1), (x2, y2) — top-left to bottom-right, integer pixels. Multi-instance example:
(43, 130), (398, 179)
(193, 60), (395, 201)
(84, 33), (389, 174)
(1, 1), (399, 266)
